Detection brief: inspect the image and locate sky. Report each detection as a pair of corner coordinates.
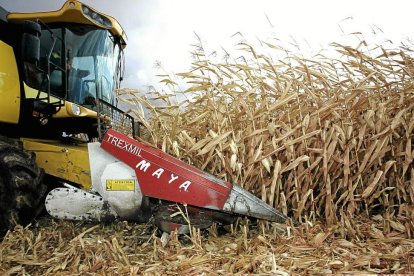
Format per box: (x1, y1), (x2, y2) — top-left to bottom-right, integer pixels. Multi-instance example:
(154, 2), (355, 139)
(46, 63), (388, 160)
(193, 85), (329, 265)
(1, 0), (413, 91)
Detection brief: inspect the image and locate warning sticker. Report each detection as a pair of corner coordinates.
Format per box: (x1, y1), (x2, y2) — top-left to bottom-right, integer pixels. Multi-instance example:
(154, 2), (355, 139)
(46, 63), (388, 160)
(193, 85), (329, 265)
(106, 179), (135, 191)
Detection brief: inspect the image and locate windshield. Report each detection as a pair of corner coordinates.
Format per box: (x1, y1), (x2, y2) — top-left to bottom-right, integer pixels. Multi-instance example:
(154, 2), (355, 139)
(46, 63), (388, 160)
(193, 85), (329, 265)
(23, 25), (122, 107)
(66, 26), (121, 106)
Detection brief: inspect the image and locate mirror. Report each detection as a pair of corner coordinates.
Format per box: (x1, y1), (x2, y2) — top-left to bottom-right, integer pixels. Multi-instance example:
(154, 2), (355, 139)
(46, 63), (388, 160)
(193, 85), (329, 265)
(21, 20), (41, 63)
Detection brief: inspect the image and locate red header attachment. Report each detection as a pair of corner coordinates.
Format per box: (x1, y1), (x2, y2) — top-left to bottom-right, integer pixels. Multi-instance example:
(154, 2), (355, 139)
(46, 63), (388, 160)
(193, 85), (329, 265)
(100, 129), (233, 210)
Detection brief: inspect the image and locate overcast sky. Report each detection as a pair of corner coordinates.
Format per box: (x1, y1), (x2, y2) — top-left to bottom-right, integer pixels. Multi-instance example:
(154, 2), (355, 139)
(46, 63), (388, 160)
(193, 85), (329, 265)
(1, 0), (413, 90)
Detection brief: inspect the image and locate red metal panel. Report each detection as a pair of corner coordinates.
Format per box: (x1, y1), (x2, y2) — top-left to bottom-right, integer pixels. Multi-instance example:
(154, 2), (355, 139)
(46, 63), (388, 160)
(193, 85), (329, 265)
(100, 130), (233, 210)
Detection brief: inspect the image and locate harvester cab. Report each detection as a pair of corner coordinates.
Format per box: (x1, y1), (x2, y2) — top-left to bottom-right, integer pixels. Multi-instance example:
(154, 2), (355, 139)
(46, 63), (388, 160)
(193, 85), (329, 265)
(0, 1), (290, 236)
(4, 1), (132, 140)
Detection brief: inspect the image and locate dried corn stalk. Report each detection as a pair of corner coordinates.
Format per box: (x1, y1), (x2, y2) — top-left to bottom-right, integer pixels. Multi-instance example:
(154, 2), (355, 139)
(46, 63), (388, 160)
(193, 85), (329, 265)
(119, 38), (414, 234)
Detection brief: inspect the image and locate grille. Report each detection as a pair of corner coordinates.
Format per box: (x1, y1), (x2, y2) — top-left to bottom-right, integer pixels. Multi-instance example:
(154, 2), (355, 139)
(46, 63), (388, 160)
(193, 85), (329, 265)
(97, 99), (135, 138)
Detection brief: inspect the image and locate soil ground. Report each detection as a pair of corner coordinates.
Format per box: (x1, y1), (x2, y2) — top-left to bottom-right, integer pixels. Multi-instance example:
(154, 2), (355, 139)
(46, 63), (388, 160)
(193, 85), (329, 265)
(0, 214), (413, 275)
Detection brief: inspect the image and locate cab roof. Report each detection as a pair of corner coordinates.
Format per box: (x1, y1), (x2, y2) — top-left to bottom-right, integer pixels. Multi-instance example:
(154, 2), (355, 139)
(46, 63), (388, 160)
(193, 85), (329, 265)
(7, 1), (127, 47)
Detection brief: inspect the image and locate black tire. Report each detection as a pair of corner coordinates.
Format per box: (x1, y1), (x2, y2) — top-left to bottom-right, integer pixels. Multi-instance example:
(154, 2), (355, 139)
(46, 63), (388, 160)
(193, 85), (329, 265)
(0, 137), (46, 237)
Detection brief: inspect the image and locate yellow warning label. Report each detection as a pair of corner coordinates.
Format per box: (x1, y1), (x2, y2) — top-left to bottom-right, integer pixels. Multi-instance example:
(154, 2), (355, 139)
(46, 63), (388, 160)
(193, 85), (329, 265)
(106, 179), (135, 191)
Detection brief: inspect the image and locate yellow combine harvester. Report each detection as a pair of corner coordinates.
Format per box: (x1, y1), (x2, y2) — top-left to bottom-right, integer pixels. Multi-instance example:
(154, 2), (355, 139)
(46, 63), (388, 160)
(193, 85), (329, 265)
(0, 1), (289, 236)
(0, 1), (135, 235)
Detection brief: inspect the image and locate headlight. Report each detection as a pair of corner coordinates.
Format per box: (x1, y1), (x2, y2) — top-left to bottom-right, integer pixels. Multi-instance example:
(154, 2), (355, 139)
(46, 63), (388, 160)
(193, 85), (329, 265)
(81, 4), (112, 28)
(71, 104), (81, 116)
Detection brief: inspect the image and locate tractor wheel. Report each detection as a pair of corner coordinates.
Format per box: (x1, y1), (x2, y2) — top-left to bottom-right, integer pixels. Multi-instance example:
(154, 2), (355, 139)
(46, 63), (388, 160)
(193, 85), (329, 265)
(0, 137), (46, 237)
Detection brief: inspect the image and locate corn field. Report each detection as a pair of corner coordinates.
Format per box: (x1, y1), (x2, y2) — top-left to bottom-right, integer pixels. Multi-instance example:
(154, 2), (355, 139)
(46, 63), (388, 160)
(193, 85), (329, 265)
(119, 38), (414, 235)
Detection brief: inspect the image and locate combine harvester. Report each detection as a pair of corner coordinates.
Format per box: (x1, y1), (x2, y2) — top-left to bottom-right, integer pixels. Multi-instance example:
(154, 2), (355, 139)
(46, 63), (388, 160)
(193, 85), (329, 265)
(0, 1), (289, 235)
